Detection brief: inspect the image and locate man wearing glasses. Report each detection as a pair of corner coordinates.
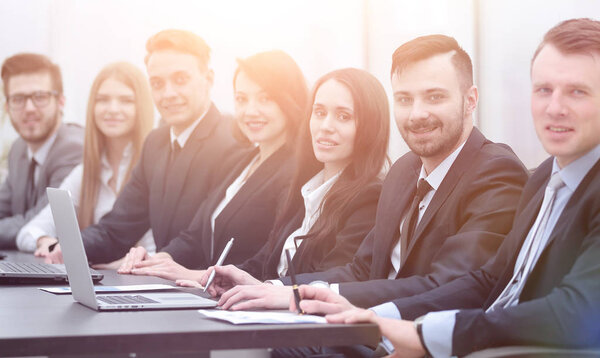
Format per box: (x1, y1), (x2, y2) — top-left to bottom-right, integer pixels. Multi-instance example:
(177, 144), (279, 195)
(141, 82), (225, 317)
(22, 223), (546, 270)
(0, 53), (83, 248)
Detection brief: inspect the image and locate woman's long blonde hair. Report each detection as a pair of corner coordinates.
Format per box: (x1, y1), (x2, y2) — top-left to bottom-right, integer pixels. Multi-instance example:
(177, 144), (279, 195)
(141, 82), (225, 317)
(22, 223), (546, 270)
(78, 62), (154, 228)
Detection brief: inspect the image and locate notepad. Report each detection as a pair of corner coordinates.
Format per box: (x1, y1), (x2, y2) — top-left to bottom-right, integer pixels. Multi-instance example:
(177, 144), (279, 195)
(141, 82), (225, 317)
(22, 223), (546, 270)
(199, 309), (327, 324)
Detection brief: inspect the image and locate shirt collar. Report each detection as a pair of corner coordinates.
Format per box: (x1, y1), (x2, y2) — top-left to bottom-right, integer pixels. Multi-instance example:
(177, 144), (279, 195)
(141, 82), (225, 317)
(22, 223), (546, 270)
(552, 143), (600, 192)
(27, 127), (60, 165)
(100, 142), (133, 188)
(301, 169), (342, 213)
(418, 140), (467, 191)
(169, 106), (210, 149)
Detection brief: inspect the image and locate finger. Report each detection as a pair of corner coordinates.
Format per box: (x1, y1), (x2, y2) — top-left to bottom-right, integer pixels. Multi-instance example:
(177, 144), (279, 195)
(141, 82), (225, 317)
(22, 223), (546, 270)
(218, 286), (245, 308)
(133, 257), (166, 269)
(297, 285), (336, 302)
(200, 267), (215, 286)
(130, 247), (148, 266)
(117, 253), (132, 274)
(230, 298), (267, 311)
(176, 279), (202, 288)
(299, 299), (347, 316)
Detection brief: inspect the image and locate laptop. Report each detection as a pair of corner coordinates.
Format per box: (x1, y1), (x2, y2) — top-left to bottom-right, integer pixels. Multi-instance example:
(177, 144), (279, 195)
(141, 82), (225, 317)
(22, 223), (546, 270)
(0, 261), (103, 284)
(47, 187), (217, 311)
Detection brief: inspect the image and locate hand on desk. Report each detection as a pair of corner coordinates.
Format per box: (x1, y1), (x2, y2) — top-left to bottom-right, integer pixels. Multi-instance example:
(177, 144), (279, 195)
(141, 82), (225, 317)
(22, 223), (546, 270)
(34, 236), (58, 257)
(129, 254), (203, 282)
(199, 265), (261, 297)
(44, 244), (64, 264)
(217, 284), (293, 310)
(293, 285), (424, 358)
(116, 247), (152, 273)
(290, 285), (355, 316)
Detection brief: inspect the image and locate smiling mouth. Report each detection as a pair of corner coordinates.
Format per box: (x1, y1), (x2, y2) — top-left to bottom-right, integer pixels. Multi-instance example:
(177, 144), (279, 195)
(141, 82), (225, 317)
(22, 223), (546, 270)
(410, 126), (437, 134)
(316, 139), (338, 147)
(162, 103), (186, 111)
(548, 126), (572, 133)
(246, 121), (267, 129)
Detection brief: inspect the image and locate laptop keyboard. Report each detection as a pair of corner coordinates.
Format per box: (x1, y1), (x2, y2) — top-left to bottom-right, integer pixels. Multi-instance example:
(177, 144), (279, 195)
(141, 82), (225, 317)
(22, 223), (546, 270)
(0, 262), (65, 274)
(97, 295), (159, 305)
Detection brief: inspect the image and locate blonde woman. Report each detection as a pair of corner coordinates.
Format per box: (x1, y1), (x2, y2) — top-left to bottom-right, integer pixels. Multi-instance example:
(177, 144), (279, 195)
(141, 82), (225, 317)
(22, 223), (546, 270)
(16, 62), (155, 267)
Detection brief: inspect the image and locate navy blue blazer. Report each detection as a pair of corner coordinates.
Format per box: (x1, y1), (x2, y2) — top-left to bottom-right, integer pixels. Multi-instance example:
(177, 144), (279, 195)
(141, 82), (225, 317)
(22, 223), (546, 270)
(164, 146), (294, 268)
(238, 176), (383, 281)
(82, 104), (241, 263)
(393, 156), (600, 355)
(281, 129), (529, 308)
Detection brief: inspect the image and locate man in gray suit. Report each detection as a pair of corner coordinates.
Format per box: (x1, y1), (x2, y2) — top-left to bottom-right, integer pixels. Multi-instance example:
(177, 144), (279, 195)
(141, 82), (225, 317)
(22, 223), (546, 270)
(0, 53), (83, 248)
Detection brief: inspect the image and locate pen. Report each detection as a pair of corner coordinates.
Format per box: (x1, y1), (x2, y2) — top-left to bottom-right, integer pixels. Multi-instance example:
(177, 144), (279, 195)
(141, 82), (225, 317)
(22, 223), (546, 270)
(286, 249), (305, 315)
(204, 238), (234, 293)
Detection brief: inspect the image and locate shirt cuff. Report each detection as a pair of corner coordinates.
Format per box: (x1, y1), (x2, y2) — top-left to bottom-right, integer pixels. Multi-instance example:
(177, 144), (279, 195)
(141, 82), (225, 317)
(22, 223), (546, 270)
(330, 283), (339, 294)
(370, 302), (402, 319)
(267, 279), (284, 286)
(421, 310), (458, 358)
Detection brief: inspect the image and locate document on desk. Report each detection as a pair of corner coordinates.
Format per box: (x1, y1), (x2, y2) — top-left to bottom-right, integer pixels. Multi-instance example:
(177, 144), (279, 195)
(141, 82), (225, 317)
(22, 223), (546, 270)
(39, 284), (175, 294)
(199, 309), (327, 324)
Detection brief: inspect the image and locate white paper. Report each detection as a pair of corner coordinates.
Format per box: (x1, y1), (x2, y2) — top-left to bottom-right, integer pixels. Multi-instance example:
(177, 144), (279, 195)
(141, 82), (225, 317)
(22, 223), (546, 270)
(39, 284), (175, 294)
(199, 309), (327, 324)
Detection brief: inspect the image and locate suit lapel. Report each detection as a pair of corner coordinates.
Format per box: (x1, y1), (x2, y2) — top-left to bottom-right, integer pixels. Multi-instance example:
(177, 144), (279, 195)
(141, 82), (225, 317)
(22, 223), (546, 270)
(402, 129), (487, 266)
(157, 105), (221, 238)
(14, 146), (29, 214)
(370, 154), (420, 278)
(213, 147), (285, 244)
(148, 130), (172, 241)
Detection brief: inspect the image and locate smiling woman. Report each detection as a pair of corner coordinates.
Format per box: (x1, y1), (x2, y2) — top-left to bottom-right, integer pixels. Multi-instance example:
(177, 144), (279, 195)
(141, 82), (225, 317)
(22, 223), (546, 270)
(16, 62), (156, 263)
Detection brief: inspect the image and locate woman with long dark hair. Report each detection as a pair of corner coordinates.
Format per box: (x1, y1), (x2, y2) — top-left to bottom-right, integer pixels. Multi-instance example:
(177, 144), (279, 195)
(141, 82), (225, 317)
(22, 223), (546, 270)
(178, 68), (390, 310)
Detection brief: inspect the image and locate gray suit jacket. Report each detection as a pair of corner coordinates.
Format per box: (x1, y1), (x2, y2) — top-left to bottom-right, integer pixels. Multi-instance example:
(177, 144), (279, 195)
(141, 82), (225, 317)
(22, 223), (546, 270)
(0, 123), (83, 248)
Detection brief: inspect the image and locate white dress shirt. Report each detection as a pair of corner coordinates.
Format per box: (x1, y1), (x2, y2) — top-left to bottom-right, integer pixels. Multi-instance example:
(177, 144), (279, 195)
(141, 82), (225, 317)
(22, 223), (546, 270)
(169, 106), (209, 149)
(16, 144), (156, 253)
(26, 128), (59, 184)
(275, 170), (341, 277)
(208, 155), (259, 261)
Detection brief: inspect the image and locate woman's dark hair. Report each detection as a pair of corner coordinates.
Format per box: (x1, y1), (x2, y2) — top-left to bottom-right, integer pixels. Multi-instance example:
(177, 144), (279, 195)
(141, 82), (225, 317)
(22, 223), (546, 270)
(232, 50), (308, 146)
(270, 67), (390, 246)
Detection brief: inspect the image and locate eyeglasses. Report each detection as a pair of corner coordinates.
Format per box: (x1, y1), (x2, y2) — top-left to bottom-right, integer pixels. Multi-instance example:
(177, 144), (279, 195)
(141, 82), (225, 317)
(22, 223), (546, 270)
(7, 91), (59, 109)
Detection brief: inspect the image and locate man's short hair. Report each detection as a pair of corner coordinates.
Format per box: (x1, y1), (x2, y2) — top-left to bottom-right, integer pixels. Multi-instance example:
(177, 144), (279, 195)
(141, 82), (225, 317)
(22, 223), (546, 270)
(1, 53), (63, 97)
(391, 34), (473, 91)
(145, 29), (211, 69)
(532, 18), (600, 65)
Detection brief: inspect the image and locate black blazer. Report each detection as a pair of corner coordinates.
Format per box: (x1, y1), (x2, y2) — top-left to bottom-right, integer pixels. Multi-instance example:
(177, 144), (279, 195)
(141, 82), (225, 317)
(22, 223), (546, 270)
(393, 156), (600, 355)
(282, 129), (529, 308)
(238, 176), (383, 281)
(82, 104), (241, 263)
(164, 146), (294, 268)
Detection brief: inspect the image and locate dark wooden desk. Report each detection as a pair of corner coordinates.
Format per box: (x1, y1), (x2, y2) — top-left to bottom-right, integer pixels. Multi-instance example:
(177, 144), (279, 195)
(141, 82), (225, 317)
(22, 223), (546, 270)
(0, 251), (379, 357)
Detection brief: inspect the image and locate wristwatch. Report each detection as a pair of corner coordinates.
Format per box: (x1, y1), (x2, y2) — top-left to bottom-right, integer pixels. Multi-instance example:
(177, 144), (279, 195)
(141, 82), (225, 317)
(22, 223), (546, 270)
(308, 280), (330, 289)
(414, 315), (433, 357)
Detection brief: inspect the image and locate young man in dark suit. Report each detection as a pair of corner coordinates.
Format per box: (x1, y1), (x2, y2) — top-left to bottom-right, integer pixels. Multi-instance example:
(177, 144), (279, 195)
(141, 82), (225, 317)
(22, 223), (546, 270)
(300, 18), (600, 357)
(198, 36), (529, 313)
(0, 53), (83, 248)
(46, 30), (240, 266)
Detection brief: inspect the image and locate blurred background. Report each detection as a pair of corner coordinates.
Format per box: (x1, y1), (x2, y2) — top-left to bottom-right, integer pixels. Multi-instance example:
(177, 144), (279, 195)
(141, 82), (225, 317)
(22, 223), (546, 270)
(1, 0), (599, 180)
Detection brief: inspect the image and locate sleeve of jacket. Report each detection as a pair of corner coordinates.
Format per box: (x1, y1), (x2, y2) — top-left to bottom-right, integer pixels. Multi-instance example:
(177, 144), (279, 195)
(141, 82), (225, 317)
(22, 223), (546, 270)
(338, 154), (528, 307)
(452, 213), (600, 356)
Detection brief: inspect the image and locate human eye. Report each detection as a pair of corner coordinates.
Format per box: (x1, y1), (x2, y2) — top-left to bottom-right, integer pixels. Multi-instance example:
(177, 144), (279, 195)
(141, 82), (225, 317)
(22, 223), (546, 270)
(95, 95), (109, 103)
(427, 93), (444, 102)
(9, 94), (25, 105)
(258, 94), (272, 103)
(312, 107), (326, 117)
(234, 94), (247, 104)
(571, 88), (588, 97)
(337, 111), (353, 122)
(149, 78), (164, 90)
(120, 96), (135, 104)
(33, 91), (51, 102)
(533, 85), (551, 95)
(173, 73), (190, 85)
(395, 96), (412, 105)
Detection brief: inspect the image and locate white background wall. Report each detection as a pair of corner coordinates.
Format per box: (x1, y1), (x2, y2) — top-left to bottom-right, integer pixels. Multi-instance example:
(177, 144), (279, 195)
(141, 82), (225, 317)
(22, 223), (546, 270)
(1, 0), (599, 176)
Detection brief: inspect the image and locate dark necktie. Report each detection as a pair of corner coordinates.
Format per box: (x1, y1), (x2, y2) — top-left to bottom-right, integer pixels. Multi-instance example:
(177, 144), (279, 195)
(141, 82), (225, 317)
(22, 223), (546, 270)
(25, 158), (37, 208)
(169, 141), (182, 169)
(400, 178), (433, 263)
